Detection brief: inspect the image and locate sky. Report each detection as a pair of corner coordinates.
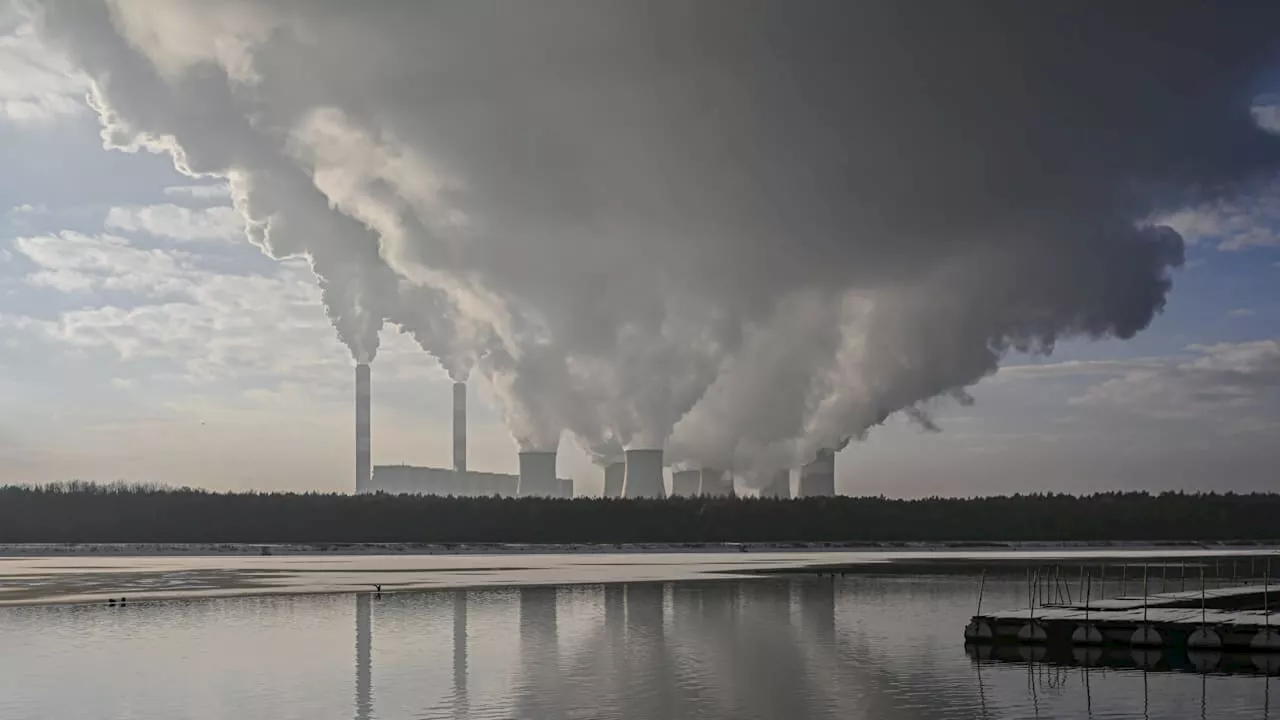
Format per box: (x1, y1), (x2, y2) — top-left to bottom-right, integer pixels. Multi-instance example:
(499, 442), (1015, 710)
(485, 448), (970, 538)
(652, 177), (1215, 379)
(1, 1), (1279, 497)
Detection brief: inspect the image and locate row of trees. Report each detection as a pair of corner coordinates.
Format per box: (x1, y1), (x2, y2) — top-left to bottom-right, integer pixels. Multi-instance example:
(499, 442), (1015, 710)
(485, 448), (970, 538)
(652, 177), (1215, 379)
(0, 482), (1276, 544)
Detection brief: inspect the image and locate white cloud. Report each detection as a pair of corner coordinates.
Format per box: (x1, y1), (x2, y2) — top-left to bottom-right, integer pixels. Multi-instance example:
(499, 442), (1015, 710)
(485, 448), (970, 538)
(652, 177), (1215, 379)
(1252, 94), (1280, 135)
(1152, 187), (1280, 250)
(0, 20), (86, 123)
(12, 231), (198, 294)
(162, 183), (232, 200)
(991, 358), (1160, 382)
(104, 203), (245, 241)
(1072, 340), (1280, 421)
(1228, 308), (1256, 318)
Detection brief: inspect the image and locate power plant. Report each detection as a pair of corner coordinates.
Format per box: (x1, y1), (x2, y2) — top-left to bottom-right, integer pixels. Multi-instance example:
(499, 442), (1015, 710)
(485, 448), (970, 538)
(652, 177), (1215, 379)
(798, 448), (836, 497)
(760, 469), (790, 499)
(622, 448), (665, 498)
(602, 461), (625, 498)
(671, 469), (700, 497)
(353, 365), (838, 499)
(358, 373), (573, 498)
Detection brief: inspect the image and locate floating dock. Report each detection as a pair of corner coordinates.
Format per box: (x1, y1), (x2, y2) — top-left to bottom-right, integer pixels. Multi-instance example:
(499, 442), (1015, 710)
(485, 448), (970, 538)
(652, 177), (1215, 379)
(966, 578), (1280, 652)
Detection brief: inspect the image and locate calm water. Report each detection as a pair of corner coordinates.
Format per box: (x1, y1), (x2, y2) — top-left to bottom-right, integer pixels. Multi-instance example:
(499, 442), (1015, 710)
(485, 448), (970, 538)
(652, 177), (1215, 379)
(1, 574), (1275, 719)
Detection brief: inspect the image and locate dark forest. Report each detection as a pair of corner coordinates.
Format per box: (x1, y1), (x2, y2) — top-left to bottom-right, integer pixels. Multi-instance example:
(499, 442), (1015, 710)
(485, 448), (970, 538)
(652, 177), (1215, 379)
(1, 483), (1277, 544)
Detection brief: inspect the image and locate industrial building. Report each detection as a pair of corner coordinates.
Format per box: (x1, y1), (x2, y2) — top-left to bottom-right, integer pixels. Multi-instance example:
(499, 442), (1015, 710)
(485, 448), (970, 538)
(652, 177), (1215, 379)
(760, 469), (791, 499)
(353, 363), (834, 500)
(798, 448), (836, 497)
(356, 372), (573, 498)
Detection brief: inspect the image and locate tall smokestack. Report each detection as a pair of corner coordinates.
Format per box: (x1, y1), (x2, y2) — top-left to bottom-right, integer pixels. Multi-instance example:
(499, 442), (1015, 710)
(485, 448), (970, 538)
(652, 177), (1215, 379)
(453, 382), (467, 474)
(761, 469), (791, 499)
(699, 468), (733, 497)
(518, 451), (558, 497)
(799, 448), (836, 497)
(603, 461), (625, 498)
(623, 449), (665, 498)
(355, 363), (371, 492)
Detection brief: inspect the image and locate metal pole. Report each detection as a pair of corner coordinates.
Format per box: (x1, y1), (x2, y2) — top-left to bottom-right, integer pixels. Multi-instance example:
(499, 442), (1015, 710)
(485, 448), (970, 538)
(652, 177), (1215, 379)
(1121, 564), (1127, 596)
(1182, 562), (1187, 592)
(977, 569), (987, 616)
(1099, 563), (1106, 601)
(1085, 571), (1092, 623)
(1078, 566), (1085, 605)
(1201, 565), (1207, 627)
(1143, 564), (1149, 624)
(1030, 570), (1038, 623)
(1266, 557), (1271, 632)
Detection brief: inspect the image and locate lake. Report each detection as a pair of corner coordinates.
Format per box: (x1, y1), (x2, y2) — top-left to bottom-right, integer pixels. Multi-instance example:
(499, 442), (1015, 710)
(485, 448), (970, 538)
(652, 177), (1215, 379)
(1, 566), (1275, 719)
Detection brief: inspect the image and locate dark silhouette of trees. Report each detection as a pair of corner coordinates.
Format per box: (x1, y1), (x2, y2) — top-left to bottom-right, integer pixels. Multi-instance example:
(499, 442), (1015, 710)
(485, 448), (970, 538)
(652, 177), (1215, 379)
(0, 483), (1276, 544)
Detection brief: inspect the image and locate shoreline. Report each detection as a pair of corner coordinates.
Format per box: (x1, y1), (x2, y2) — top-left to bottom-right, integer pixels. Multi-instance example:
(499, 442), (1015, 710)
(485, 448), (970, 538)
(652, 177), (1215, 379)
(1, 545), (1277, 609)
(2, 539), (1279, 558)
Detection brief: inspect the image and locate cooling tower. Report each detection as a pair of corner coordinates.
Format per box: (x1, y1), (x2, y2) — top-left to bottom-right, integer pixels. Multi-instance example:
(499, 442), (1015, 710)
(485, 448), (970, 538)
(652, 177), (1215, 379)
(623, 449), (665, 498)
(453, 382), (467, 474)
(699, 468), (734, 497)
(761, 469), (791, 499)
(355, 363), (371, 492)
(559, 477), (573, 499)
(799, 448), (836, 497)
(603, 461), (625, 498)
(672, 469), (700, 497)
(518, 451), (559, 497)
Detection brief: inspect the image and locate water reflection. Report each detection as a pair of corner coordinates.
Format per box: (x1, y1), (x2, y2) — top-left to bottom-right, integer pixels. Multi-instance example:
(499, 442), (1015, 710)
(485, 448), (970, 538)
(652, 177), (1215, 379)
(2, 575), (1276, 719)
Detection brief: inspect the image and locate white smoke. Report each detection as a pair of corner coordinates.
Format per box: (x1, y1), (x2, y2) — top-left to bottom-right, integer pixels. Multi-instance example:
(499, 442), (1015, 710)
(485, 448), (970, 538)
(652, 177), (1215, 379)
(33, 1), (1280, 472)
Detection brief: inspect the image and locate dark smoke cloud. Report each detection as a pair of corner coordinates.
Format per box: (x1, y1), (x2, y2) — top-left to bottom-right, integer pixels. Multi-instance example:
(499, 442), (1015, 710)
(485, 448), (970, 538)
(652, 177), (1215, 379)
(33, 0), (1280, 469)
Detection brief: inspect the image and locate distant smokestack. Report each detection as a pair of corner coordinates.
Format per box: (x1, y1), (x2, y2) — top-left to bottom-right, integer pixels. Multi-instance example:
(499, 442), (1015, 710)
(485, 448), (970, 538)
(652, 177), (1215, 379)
(761, 469), (791, 499)
(623, 449), (665, 498)
(698, 468), (733, 497)
(518, 451), (559, 497)
(355, 363), (371, 492)
(453, 382), (467, 474)
(799, 448), (836, 497)
(603, 461), (625, 498)
(672, 470), (700, 497)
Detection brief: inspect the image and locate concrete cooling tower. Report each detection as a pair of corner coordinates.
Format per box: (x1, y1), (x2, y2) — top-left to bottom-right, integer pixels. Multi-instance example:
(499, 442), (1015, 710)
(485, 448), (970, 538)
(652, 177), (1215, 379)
(799, 448), (836, 497)
(603, 461), (625, 498)
(671, 470), (700, 497)
(518, 451), (559, 497)
(760, 469), (791, 499)
(355, 363), (371, 492)
(699, 468), (734, 497)
(623, 449), (665, 498)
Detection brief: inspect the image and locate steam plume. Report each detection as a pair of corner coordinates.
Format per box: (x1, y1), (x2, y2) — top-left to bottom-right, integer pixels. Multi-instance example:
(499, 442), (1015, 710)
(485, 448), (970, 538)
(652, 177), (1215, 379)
(35, 1), (1280, 472)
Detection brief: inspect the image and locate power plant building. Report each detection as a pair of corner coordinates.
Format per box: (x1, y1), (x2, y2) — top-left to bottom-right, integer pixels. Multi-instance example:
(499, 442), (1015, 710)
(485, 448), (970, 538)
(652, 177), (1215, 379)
(760, 469), (790, 499)
(671, 469), (700, 497)
(798, 448), (836, 497)
(356, 375), (573, 497)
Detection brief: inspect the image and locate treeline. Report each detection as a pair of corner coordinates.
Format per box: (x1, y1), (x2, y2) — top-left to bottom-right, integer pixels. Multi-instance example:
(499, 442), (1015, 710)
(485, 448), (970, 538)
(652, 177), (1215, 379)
(0, 483), (1277, 544)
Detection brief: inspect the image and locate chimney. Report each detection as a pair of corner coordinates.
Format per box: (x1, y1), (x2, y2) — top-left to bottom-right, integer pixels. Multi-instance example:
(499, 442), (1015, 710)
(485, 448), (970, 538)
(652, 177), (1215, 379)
(761, 469), (791, 499)
(518, 451), (558, 497)
(698, 467), (733, 497)
(623, 449), (665, 498)
(603, 461), (625, 498)
(799, 448), (836, 497)
(355, 363), (371, 492)
(671, 469), (700, 497)
(453, 382), (467, 474)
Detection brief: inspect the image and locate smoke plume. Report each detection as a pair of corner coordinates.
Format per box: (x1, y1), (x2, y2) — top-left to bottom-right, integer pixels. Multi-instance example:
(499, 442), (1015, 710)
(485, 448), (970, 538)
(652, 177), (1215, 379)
(34, 0), (1280, 469)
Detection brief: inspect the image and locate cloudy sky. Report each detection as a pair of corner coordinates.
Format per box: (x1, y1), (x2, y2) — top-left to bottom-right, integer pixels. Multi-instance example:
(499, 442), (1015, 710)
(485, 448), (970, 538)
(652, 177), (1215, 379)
(1, 2), (1278, 497)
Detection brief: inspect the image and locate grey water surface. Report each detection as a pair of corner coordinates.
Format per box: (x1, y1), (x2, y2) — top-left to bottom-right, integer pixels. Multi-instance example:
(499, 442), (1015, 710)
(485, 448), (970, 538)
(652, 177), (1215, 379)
(0, 574), (1274, 719)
